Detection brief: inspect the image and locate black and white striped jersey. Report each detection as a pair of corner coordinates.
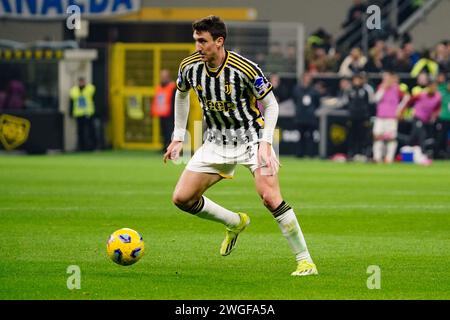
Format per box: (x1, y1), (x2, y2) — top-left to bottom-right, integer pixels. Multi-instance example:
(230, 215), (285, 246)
(176, 50), (273, 145)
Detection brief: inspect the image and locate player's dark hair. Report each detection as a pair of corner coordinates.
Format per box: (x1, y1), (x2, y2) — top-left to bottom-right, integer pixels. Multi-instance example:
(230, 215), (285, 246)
(192, 15), (227, 41)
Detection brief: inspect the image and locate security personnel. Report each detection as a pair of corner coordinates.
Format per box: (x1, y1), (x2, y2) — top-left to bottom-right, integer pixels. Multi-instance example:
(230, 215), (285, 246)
(152, 69), (176, 151)
(410, 50), (439, 79)
(70, 77), (96, 151)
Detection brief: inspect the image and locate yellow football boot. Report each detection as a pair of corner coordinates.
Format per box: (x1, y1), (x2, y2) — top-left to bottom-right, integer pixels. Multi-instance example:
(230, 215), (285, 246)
(291, 260), (319, 276)
(220, 212), (250, 256)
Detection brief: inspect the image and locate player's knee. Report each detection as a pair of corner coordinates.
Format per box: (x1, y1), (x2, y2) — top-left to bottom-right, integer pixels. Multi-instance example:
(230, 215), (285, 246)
(172, 192), (195, 211)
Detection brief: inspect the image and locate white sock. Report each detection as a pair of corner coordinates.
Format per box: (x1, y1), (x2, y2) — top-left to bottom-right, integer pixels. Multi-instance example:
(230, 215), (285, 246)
(274, 206), (312, 263)
(385, 140), (398, 163)
(373, 140), (384, 162)
(195, 196), (241, 228)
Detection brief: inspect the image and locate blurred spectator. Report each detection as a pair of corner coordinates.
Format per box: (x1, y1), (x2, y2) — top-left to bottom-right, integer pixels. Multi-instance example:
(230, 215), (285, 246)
(432, 41), (450, 73)
(435, 78), (450, 158)
(70, 77), (97, 151)
(152, 69), (176, 152)
(410, 50), (439, 79)
(330, 51), (343, 73)
(292, 72), (321, 157)
(321, 78), (351, 109)
(3, 79), (26, 110)
(382, 46), (400, 71)
(308, 47), (336, 73)
(411, 72), (429, 95)
(392, 49), (412, 73)
(401, 41), (421, 69)
(314, 81), (329, 98)
(373, 71), (409, 163)
(336, 77), (352, 102)
(402, 71), (430, 120)
(339, 47), (368, 77)
(269, 73), (290, 103)
(307, 28), (333, 53)
(365, 47), (385, 73)
(437, 71), (447, 85)
(305, 28), (339, 74)
(343, 73), (375, 160)
(400, 80), (442, 156)
(369, 39), (387, 60)
(342, 0), (367, 28)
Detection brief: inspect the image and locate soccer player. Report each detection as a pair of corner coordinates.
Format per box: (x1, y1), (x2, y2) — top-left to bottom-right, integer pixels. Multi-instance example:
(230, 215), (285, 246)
(373, 71), (409, 163)
(163, 16), (318, 276)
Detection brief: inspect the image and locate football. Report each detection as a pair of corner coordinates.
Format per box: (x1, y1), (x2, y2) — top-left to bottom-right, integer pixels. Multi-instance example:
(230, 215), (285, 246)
(106, 228), (144, 266)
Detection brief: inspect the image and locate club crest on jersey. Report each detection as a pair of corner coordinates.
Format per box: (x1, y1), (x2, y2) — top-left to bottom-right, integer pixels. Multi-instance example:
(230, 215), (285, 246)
(254, 77), (267, 95)
(196, 84), (203, 92)
(225, 82), (232, 95)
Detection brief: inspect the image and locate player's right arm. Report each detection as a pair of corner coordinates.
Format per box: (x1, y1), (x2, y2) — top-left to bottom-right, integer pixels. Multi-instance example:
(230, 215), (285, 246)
(163, 62), (192, 163)
(163, 89), (190, 163)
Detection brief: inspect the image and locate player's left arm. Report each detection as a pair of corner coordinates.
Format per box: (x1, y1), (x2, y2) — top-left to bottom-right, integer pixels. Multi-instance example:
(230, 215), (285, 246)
(258, 91), (280, 175)
(245, 62), (279, 174)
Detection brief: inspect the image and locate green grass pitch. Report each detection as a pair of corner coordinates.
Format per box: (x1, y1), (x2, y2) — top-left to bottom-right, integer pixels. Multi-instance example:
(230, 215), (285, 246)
(1, 150), (449, 300)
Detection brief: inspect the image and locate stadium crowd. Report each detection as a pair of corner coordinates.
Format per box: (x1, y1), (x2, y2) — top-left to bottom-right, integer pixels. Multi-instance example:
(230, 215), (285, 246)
(258, 0), (450, 162)
(269, 36), (450, 161)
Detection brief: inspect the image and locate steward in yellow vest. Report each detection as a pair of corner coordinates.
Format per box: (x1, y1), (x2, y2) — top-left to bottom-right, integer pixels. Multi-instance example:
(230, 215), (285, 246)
(70, 80), (96, 118)
(69, 78), (97, 151)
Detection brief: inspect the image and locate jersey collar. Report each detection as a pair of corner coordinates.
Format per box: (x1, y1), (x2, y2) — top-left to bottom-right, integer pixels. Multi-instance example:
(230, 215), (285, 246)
(204, 50), (229, 78)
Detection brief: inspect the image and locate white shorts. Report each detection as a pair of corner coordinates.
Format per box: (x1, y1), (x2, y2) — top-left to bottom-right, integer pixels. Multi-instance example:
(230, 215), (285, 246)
(373, 118), (398, 140)
(186, 142), (278, 178)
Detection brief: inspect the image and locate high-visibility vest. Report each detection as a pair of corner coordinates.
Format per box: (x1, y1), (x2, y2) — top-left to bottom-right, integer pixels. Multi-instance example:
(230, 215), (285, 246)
(70, 84), (95, 117)
(151, 82), (176, 118)
(126, 94), (144, 120)
(410, 58), (439, 78)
